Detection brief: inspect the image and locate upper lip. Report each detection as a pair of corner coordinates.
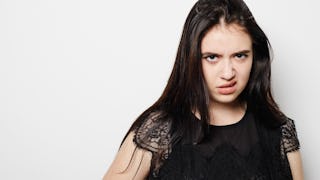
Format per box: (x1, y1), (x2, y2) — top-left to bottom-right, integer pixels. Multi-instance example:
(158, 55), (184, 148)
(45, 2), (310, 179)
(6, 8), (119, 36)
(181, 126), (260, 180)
(218, 81), (236, 88)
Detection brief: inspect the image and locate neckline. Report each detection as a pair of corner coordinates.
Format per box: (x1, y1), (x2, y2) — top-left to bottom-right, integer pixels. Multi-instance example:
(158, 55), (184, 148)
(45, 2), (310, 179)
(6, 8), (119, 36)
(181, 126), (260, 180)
(192, 105), (249, 128)
(209, 107), (248, 128)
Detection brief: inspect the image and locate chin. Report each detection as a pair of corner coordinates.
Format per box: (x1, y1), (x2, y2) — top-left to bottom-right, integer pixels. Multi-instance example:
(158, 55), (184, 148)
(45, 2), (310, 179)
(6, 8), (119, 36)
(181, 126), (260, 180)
(211, 94), (241, 105)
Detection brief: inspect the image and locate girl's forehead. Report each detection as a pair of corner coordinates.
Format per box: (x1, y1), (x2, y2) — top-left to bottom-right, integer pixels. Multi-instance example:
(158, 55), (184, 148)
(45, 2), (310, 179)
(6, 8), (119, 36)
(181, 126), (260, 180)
(201, 23), (252, 54)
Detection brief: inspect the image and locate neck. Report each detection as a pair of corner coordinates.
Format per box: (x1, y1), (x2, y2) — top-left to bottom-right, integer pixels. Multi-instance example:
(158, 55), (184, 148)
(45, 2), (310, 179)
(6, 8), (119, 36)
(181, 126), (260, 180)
(208, 100), (247, 126)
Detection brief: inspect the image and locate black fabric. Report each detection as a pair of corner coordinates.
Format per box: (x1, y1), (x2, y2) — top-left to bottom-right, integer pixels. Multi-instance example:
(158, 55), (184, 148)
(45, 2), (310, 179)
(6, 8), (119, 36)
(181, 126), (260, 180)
(133, 108), (300, 180)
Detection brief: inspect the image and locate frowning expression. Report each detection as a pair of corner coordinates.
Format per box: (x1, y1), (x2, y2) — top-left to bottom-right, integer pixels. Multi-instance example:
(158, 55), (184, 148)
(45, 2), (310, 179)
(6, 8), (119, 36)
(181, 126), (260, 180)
(201, 23), (253, 106)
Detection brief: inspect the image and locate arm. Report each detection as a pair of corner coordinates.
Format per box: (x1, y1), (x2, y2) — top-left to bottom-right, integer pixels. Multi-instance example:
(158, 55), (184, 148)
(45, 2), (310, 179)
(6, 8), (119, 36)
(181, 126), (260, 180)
(287, 150), (304, 180)
(281, 118), (304, 180)
(103, 132), (152, 180)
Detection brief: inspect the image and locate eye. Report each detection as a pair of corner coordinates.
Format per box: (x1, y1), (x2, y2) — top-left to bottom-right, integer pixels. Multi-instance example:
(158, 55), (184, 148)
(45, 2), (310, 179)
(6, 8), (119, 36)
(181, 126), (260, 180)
(204, 55), (218, 62)
(234, 53), (248, 59)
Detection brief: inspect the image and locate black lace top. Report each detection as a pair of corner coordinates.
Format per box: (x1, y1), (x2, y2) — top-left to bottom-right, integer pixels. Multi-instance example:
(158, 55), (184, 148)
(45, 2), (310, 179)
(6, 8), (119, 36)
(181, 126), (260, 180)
(133, 108), (300, 180)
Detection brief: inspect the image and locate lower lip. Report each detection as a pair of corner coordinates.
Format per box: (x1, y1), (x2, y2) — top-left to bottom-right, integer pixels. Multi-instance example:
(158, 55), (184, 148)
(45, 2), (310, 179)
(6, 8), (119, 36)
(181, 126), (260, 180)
(217, 83), (236, 95)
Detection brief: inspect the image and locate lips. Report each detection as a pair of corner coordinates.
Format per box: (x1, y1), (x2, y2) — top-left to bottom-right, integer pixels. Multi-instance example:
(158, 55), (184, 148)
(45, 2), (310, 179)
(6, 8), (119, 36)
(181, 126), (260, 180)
(217, 81), (237, 95)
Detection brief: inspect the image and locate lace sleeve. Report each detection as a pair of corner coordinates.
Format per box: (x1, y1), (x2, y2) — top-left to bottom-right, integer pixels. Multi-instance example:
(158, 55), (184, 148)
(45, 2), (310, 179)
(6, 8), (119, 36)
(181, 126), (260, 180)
(280, 118), (300, 154)
(132, 111), (172, 176)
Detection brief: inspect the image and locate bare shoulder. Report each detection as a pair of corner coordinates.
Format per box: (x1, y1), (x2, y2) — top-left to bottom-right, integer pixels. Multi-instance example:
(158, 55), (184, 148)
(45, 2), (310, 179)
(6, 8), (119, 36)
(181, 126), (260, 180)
(103, 131), (152, 180)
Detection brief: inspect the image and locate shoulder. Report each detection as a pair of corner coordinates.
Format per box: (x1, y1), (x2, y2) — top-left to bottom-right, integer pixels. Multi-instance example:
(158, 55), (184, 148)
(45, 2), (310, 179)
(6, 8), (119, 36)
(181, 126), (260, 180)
(133, 110), (173, 154)
(103, 111), (173, 180)
(280, 117), (300, 154)
(132, 110), (174, 177)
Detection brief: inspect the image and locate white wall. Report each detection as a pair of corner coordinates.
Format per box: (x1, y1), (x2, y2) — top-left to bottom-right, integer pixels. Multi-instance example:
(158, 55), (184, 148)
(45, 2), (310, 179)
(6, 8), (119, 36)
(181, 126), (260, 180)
(0, 0), (318, 179)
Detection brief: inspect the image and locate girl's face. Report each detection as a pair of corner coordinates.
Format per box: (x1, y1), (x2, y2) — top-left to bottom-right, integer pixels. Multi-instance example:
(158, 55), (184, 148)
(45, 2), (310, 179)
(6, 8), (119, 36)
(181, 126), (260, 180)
(201, 23), (253, 106)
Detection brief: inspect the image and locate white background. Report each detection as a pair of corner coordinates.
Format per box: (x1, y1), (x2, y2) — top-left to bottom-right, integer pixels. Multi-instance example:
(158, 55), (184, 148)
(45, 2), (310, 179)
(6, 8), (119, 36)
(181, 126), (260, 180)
(0, 0), (319, 179)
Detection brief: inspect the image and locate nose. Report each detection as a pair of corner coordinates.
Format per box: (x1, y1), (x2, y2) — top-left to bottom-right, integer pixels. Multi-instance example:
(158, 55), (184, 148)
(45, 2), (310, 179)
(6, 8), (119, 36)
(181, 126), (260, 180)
(221, 59), (235, 80)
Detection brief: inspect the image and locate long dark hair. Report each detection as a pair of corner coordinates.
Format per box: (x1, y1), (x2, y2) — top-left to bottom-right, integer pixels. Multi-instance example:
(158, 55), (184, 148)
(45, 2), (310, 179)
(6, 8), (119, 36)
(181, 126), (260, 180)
(123, 0), (286, 148)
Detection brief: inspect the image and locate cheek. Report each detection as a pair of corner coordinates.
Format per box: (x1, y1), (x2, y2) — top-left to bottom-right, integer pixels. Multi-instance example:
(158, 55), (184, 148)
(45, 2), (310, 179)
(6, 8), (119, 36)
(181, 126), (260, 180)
(202, 64), (218, 83)
(239, 62), (253, 82)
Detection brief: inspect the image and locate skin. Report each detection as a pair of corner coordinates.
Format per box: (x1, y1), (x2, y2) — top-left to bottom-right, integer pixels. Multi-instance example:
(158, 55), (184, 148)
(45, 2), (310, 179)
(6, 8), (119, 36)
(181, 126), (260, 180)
(287, 151), (304, 180)
(103, 22), (304, 180)
(201, 21), (253, 126)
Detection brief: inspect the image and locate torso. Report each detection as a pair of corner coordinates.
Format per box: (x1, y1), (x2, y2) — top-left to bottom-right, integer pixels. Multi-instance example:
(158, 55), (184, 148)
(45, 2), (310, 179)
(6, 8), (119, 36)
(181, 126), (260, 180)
(147, 108), (292, 180)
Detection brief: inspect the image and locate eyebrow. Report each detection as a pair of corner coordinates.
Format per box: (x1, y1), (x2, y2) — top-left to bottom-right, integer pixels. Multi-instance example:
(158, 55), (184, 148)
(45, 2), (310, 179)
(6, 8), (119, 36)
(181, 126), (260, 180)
(201, 50), (252, 57)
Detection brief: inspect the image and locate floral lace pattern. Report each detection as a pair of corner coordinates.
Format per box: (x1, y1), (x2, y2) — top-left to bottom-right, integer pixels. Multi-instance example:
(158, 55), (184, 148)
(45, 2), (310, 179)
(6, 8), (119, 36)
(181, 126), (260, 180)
(280, 118), (300, 158)
(133, 112), (172, 177)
